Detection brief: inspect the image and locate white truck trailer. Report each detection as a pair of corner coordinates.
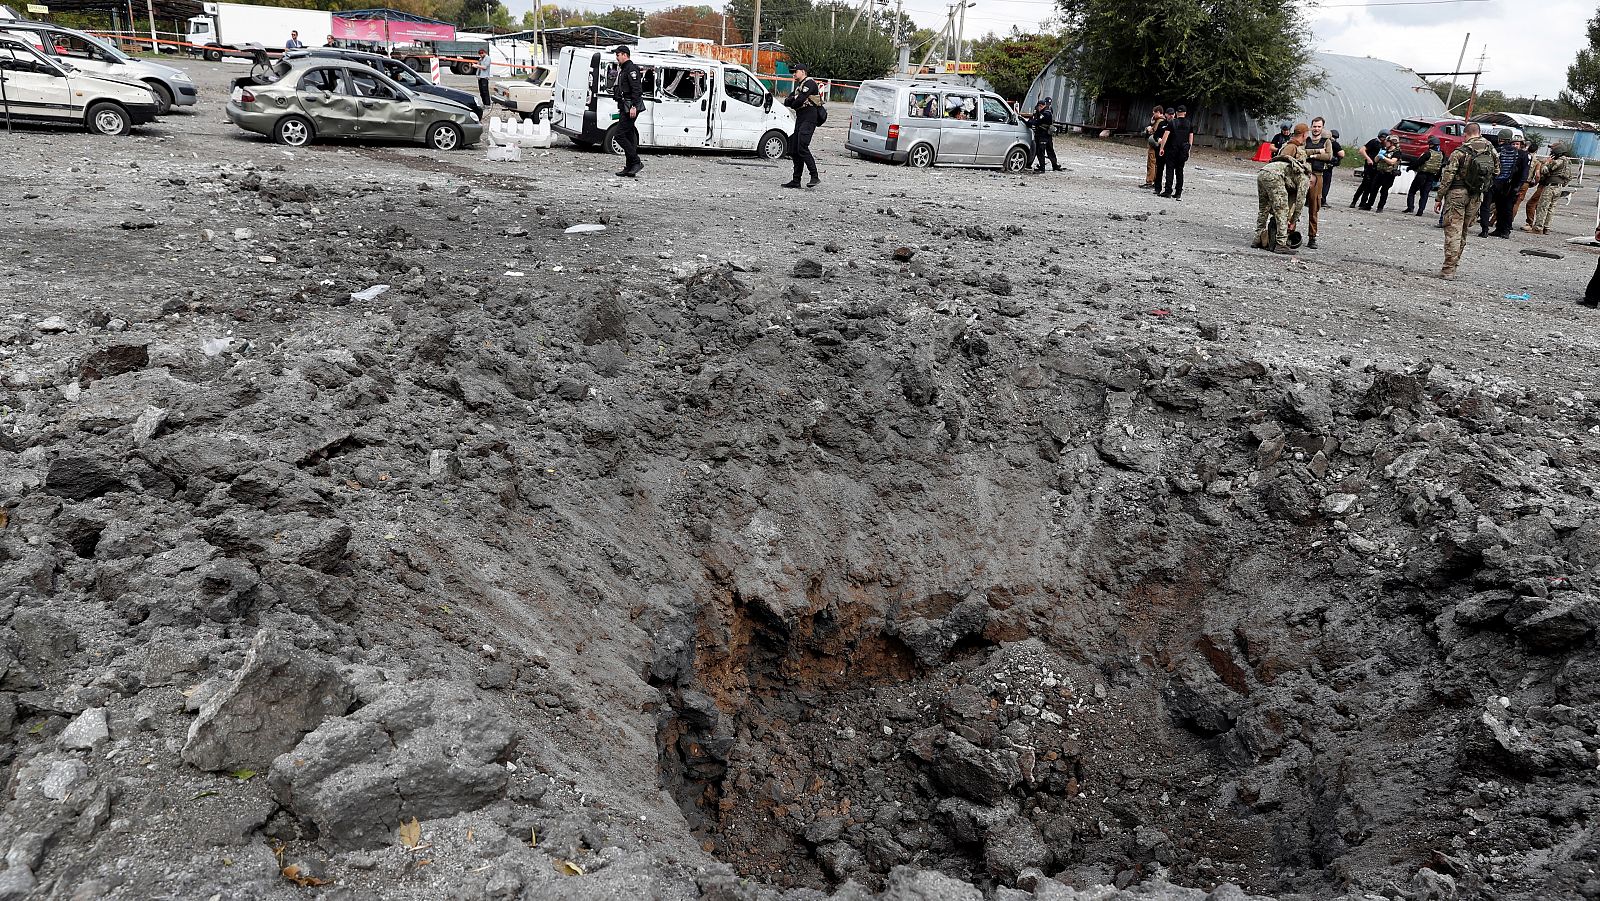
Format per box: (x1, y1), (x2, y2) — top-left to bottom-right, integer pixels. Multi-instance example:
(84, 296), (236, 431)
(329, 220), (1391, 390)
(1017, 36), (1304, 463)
(187, 2), (331, 61)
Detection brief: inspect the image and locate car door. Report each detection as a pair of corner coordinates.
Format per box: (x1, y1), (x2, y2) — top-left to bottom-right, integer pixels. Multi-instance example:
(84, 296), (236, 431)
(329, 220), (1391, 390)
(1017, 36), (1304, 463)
(716, 65), (766, 150)
(937, 91), (980, 165)
(343, 67), (419, 141)
(0, 39), (74, 123)
(296, 65), (357, 137)
(651, 64), (711, 147)
(977, 94), (1018, 166)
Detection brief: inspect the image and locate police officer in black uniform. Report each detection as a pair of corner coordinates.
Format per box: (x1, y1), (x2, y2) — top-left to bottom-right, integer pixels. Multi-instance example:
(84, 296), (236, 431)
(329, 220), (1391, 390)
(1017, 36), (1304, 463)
(1021, 97), (1061, 172)
(782, 62), (822, 188)
(610, 45), (645, 178)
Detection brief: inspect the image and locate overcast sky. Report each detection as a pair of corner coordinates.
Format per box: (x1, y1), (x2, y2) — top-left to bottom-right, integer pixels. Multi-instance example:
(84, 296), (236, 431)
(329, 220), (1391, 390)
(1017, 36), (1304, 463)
(509, 0), (1587, 101)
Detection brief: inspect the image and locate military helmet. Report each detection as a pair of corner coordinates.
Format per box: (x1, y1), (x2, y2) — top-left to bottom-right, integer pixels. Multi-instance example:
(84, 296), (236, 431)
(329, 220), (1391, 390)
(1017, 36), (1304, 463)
(1497, 126), (1515, 141)
(1551, 142), (1567, 156)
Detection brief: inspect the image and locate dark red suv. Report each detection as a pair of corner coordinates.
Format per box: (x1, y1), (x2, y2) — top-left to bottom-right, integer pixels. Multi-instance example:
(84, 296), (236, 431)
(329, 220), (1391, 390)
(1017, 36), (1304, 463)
(1391, 117), (1468, 165)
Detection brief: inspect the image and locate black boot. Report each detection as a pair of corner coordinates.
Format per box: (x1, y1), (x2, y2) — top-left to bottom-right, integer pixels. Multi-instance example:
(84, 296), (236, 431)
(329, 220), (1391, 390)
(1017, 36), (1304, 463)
(780, 180), (802, 188)
(806, 176), (821, 187)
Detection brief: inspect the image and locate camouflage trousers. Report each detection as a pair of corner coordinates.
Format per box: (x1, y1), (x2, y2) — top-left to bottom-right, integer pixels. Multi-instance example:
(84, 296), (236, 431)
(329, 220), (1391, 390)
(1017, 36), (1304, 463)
(1534, 184), (1565, 232)
(1255, 168), (1292, 247)
(1440, 188), (1483, 276)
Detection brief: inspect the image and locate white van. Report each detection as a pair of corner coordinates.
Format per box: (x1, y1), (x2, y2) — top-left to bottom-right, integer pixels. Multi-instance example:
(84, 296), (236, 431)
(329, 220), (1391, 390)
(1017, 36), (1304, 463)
(551, 45), (792, 160)
(2, 21), (197, 114)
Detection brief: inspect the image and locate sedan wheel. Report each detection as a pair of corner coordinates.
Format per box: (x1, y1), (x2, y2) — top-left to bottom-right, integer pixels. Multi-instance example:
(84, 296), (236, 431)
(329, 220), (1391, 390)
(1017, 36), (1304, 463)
(85, 102), (130, 136)
(427, 121), (463, 151)
(274, 115), (313, 147)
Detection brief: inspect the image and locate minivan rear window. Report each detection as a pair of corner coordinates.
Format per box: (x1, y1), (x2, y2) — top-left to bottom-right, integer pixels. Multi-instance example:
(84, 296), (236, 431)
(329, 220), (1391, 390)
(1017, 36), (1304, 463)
(854, 82), (896, 116)
(1393, 119), (1431, 133)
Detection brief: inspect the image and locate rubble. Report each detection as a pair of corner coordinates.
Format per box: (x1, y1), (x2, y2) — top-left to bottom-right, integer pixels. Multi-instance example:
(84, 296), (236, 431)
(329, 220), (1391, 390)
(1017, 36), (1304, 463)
(1, 59), (1598, 901)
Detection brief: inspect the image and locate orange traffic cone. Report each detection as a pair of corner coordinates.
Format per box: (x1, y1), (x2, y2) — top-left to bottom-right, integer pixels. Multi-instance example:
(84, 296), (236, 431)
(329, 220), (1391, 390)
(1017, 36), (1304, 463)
(1252, 142), (1274, 162)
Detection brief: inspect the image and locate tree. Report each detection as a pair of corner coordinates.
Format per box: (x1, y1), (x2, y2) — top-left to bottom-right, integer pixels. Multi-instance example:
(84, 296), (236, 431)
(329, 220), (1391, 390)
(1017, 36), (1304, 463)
(724, 0), (812, 43)
(645, 5), (740, 41)
(1565, 7), (1600, 118)
(779, 7), (893, 81)
(1055, 0), (1313, 120)
(592, 5), (648, 34)
(975, 30), (1063, 101)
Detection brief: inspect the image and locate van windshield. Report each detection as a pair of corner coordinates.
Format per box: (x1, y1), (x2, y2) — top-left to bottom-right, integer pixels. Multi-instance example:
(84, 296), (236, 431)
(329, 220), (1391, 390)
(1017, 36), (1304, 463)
(854, 82), (896, 115)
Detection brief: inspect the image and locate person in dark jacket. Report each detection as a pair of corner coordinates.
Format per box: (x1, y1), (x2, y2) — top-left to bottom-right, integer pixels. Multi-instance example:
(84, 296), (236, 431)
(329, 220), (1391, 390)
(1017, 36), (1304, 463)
(1321, 129), (1343, 204)
(782, 62), (823, 187)
(1480, 128), (1528, 237)
(1586, 224), (1600, 309)
(1404, 136), (1444, 215)
(610, 46), (645, 177)
(1021, 97), (1061, 172)
(1157, 104), (1193, 199)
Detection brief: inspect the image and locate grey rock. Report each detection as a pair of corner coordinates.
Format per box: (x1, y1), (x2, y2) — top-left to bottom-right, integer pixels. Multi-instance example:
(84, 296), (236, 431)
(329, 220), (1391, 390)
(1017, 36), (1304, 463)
(5, 832), (51, 872)
(270, 686), (517, 849)
(929, 735), (1017, 803)
(0, 866), (36, 901)
(792, 259), (826, 279)
(44, 455), (125, 501)
(35, 316), (71, 333)
(878, 866), (983, 900)
(984, 815), (1050, 883)
(59, 707), (109, 751)
(40, 759), (89, 800)
(182, 631), (354, 772)
(1506, 593), (1599, 650)
(130, 406), (168, 444)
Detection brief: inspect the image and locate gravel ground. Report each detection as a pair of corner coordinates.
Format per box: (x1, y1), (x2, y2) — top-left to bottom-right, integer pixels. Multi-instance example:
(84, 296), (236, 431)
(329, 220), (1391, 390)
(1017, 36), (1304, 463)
(3, 59), (1600, 901)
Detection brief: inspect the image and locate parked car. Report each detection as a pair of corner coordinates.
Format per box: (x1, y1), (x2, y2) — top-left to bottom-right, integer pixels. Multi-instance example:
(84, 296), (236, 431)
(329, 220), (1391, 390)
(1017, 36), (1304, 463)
(551, 45), (792, 160)
(1389, 117), (1469, 165)
(846, 79), (1033, 171)
(490, 63), (555, 122)
(226, 57), (481, 149)
(0, 33), (158, 134)
(285, 47), (481, 116)
(2, 20), (196, 114)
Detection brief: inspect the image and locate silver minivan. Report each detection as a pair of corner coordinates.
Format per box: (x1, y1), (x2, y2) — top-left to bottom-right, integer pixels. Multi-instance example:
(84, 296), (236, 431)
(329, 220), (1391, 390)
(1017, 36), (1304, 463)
(846, 78), (1033, 171)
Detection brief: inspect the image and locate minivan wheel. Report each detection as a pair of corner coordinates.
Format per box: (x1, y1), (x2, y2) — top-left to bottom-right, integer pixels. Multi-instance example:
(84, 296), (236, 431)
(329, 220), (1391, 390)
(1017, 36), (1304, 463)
(1002, 146), (1029, 173)
(758, 129), (788, 161)
(603, 124), (623, 155)
(274, 115), (313, 147)
(907, 142), (935, 168)
(426, 121), (463, 151)
(147, 81), (173, 116)
(85, 102), (131, 136)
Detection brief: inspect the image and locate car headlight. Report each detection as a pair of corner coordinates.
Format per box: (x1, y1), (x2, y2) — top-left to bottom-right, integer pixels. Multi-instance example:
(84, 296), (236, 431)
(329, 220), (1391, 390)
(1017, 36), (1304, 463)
(170, 70), (193, 82)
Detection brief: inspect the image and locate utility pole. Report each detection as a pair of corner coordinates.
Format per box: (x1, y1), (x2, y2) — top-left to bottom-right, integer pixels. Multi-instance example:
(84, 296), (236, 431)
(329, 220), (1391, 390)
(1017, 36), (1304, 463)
(145, 0), (158, 53)
(1529, 95), (1537, 115)
(893, 0), (902, 47)
(1464, 45), (1485, 120)
(720, 13), (727, 45)
(954, 0), (973, 73)
(916, 4), (954, 74)
(1443, 32), (1468, 112)
(830, 7), (835, 35)
(750, 0), (761, 74)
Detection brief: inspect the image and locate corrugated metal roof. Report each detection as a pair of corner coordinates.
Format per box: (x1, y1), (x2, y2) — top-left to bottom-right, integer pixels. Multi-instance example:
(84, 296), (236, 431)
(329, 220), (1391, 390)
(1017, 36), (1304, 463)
(1475, 111), (1559, 128)
(1023, 51), (1446, 149)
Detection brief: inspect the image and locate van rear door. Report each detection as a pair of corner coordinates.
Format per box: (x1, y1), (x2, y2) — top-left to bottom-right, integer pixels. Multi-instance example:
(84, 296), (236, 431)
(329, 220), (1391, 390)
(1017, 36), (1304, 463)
(848, 81), (897, 155)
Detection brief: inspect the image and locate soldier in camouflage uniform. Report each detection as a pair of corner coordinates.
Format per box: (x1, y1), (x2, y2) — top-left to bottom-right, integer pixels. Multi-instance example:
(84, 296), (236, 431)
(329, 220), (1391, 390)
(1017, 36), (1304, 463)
(1529, 143), (1572, 235)
(1253, 137), (1311, 255)
(1436, 122), (1496, 280)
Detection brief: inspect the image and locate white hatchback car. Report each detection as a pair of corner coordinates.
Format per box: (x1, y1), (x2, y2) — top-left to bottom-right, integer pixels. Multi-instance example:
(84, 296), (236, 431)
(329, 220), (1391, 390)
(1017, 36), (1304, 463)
(3, 21), (198, 114)
(0, 34), (159, 134)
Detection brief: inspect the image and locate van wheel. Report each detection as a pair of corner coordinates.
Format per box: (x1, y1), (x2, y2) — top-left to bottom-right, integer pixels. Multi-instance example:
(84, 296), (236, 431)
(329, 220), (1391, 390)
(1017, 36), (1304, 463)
(147, 81), (173, 116)
(603, 124), (623, 155)
(757, 129), (788, 161)
(426, 121), (463, 150)
(85, 102), (131, 136)
(274, 114), (314, 147)
(907, 142), (935, 168)
(203, 47), (222, 62)
(1002, 146), (1029, 173)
